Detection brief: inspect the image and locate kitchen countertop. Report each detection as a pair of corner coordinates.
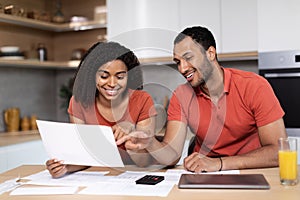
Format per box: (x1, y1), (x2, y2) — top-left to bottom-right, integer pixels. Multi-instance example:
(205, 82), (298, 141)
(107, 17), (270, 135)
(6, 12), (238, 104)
(0, 130), (41, 147)
(0, 129), (167, 147)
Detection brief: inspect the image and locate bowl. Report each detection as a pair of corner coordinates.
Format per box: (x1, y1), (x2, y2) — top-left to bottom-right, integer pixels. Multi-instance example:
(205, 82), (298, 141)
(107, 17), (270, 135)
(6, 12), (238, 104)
(0, 46), (20, 53)
(70, 48), (86, 60)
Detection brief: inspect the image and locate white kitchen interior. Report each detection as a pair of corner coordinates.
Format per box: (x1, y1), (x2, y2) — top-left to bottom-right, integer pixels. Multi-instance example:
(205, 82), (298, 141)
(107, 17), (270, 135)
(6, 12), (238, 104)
(0, 0), (299, 173)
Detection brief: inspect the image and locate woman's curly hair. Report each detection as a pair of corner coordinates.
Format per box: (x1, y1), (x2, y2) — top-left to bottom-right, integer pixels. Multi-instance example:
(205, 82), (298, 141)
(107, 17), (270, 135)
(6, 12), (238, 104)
(72, 41), (142, 108)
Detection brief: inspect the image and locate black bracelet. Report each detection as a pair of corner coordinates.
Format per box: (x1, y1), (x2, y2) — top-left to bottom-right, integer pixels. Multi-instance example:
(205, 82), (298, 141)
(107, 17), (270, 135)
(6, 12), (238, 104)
(218, 157), (223, 171)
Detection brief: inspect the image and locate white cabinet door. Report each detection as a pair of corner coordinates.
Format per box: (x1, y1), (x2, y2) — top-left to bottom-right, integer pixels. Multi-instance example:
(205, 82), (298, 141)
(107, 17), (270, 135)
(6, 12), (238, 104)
(258, 0), (300, 52)
(0, 148), (8, 173)
(107, 0), (261, 56)
(0, 140), (48, 173)
(178, 0), (222, 53)
(107, 0), (180, 58)
(221, 0), (258, 53)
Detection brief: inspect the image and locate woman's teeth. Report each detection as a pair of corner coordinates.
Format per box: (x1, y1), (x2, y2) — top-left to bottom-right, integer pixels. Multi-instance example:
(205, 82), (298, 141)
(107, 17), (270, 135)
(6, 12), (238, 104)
(106, 89), (118, 95)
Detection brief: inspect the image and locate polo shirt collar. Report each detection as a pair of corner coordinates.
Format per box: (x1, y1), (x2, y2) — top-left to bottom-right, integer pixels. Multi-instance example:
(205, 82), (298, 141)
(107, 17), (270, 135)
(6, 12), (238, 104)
(223, 67), (231, 94)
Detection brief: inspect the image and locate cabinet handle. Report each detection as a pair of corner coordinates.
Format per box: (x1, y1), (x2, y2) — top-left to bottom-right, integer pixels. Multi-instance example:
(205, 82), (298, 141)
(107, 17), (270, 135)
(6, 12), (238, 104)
(264, 72), (300, 78)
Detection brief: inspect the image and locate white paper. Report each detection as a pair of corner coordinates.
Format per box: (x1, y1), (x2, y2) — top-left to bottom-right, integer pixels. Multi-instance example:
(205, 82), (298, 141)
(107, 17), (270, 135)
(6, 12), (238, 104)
(10, 186), (78, 195)
(0, 178), (22, 195)
(79, 171), (174, 197)
(36, 120), (124, 167)
(23, 170), (110, 186)
(14, 169), (240, 197)
(79, 181), (174, 197)
(165, 169), (240, 184)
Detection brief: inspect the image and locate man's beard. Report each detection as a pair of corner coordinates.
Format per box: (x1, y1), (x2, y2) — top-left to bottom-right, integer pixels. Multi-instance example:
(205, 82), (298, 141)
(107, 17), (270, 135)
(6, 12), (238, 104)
(193, 61), (213, 88)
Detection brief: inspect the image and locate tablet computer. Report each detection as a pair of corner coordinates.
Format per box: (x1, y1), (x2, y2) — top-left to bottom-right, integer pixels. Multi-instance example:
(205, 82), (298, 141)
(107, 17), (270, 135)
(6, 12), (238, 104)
(178, 174), (270, 190)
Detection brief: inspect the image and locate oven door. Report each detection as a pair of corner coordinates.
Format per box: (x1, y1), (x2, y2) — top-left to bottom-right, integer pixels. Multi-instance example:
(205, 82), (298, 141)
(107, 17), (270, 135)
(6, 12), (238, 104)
(259, 68), (300, 136)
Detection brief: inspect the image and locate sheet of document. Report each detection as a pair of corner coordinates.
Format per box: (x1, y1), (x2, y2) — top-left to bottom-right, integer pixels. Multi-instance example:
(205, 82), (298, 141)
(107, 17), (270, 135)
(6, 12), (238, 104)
(14, 169), (240, 197)
(165, 169), (240, 183)
(23, 170), (110, 186)
(0, 178), (22, 195)
(10, 186), (78, 195)
(79, 171), (174, 197)
(78, 170), (240, 196)
(79, 181), (174, 197)
(36, 120), (124, 167)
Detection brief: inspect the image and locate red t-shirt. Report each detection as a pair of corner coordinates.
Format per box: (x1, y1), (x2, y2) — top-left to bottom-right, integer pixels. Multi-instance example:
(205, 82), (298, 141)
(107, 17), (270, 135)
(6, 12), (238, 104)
(68, 89), (157, 164)
(168, 68), (284, 157)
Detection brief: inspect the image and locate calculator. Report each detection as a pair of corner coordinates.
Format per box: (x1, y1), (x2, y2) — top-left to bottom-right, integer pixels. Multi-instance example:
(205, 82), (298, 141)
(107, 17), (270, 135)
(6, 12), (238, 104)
(135, 175), (165, 185)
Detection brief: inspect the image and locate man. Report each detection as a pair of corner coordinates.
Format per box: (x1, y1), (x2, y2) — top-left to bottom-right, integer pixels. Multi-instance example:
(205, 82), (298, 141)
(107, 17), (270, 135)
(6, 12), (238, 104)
(120, 26), (287, 172)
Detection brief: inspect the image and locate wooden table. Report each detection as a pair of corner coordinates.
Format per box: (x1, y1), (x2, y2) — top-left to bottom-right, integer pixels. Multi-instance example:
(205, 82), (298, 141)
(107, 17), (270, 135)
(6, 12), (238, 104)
(0, 165), (299, 200)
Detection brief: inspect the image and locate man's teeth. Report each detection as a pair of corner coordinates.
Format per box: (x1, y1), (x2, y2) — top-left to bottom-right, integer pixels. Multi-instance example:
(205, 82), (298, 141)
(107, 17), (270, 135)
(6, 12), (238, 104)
(186, 73), (193, 78)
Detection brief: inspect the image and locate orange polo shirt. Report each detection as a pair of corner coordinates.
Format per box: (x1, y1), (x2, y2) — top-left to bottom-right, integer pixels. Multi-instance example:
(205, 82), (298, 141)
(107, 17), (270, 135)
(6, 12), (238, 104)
(168, 67), (284, 157)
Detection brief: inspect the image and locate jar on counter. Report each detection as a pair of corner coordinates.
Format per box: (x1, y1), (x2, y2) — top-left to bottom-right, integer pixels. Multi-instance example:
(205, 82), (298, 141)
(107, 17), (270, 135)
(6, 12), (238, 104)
(30, 115), (38, 130)
(21, 116), (30, 131)
(37, 43), (47, 61)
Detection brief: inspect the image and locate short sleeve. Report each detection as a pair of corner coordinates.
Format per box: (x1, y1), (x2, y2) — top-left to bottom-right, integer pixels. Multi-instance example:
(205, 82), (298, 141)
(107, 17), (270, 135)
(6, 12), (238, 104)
(167, 92), (187, 124)
(248, 76), (284, 127)
(68, 96), (85, 120)
(167, 84), (197, 124)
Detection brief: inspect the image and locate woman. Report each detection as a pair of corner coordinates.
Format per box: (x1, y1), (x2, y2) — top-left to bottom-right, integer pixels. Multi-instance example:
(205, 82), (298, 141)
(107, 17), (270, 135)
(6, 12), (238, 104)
(46, 42), (157, 178)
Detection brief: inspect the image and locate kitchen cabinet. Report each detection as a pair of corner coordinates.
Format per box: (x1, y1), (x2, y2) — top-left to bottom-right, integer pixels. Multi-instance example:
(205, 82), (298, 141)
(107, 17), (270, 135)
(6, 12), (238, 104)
(107, 0), (258, 61)
(257, 0), (300, 52)
(0, 137), (47, 173)
(178, 0), (222, 52)
(107, 0), (180, 60)
(221, 0), (257, 53)
(107, 0), (222, 58)
(179, 0), (257, 54)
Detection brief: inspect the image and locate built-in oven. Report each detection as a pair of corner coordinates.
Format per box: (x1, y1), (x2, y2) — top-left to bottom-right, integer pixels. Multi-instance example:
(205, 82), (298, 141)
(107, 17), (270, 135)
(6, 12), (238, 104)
(259, 50), (300, 137)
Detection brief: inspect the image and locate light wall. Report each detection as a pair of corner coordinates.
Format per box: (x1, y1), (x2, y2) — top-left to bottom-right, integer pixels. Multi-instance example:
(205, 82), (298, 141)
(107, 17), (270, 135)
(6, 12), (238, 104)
(0, 67), (74, 132)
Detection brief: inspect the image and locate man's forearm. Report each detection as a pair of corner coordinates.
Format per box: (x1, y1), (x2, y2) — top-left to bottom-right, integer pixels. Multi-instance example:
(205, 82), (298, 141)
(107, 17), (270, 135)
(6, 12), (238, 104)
(221, 144), (278, 170)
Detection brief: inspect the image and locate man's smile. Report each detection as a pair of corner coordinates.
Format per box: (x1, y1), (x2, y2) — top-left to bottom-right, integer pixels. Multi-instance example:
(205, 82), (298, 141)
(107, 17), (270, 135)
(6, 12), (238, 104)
(184, 69), (196, 82)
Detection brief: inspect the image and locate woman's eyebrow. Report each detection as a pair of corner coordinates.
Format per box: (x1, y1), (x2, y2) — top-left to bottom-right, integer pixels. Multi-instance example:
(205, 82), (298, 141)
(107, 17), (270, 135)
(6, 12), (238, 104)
(115, 71), (127, 75)
(97, 70), (127, 75)
(97, 69), (108, 73)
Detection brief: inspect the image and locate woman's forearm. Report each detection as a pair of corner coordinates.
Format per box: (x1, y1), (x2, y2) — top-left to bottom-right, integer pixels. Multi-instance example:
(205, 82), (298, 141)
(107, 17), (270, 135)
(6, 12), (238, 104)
(146, 138), (181, 166)
(66, 165), (90, 173)
(127, 149), (155, 167)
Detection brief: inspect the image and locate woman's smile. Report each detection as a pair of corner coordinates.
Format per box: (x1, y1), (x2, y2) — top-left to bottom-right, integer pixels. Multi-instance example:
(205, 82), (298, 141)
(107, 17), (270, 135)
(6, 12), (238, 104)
(103, 87), (121, 96)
